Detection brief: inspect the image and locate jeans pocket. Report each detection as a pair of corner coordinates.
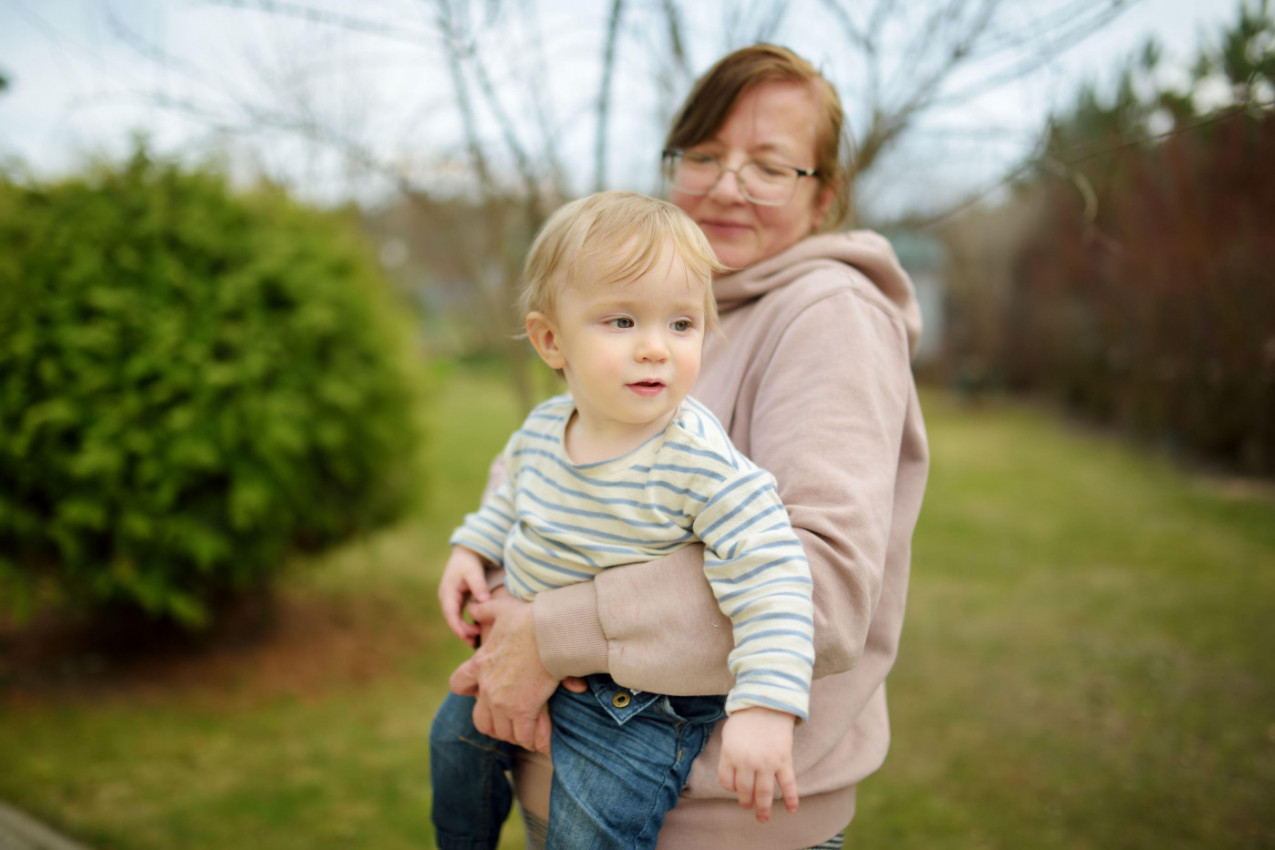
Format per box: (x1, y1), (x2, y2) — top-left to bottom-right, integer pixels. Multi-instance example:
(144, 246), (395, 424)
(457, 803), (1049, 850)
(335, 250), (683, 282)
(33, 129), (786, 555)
(582, 674), (662, 725)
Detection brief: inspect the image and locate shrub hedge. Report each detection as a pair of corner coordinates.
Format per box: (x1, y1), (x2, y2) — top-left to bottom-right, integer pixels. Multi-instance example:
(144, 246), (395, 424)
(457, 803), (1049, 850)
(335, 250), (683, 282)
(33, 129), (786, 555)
(0, 149), (424, 626)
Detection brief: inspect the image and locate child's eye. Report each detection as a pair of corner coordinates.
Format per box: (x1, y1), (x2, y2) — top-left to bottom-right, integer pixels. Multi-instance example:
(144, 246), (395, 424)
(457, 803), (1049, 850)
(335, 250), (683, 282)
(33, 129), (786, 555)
(671, 319), (693, 332)
(608, 317), (634, 329)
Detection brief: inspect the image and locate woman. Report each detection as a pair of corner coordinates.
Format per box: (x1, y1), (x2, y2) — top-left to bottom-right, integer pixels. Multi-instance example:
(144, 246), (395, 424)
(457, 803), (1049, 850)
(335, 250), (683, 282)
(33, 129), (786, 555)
(450, 44), (928, 849)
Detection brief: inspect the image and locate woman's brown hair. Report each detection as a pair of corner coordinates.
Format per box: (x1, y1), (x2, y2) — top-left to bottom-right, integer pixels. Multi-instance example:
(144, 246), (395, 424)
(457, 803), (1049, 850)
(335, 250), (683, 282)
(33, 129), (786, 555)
(664, 44), (853, 229)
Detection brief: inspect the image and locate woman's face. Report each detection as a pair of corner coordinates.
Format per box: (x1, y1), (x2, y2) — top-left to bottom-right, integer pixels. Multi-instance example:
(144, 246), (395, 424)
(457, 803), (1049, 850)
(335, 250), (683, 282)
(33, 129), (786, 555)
(670, 80), (833, 271)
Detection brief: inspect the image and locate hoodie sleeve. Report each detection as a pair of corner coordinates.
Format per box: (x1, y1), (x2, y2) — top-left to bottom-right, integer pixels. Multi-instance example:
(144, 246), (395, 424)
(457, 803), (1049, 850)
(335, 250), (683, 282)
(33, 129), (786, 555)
(535, 265), (917, 692)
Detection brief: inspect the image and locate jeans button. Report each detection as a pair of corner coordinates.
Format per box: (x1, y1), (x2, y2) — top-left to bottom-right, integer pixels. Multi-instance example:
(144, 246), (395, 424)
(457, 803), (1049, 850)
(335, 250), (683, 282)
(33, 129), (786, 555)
(612, 692), (631, 708)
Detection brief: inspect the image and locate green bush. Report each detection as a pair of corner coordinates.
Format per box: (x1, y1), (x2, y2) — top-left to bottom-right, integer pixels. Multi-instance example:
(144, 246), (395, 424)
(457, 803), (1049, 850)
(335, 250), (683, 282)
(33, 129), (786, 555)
(0, 148), (424, 626)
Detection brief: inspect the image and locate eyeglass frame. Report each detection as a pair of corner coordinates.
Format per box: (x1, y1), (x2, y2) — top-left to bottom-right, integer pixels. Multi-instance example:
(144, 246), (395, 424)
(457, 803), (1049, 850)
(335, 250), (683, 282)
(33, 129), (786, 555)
(661, 149), (819, 207)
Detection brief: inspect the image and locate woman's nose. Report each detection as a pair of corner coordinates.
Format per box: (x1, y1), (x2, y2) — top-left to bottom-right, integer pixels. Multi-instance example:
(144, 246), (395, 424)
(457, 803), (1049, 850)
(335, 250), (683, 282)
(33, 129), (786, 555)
(707, 166), (747, 204)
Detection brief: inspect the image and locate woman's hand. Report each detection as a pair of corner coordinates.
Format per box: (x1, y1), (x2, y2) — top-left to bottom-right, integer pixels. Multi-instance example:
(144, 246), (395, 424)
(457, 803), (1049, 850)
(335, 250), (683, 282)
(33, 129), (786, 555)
(448, 595), (558, 754)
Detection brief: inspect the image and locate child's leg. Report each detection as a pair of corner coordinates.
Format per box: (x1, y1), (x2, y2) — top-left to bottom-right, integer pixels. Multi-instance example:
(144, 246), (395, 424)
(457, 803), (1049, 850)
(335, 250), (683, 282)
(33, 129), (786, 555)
(544, 679), (724, 850)
(429, 692), (517, 850)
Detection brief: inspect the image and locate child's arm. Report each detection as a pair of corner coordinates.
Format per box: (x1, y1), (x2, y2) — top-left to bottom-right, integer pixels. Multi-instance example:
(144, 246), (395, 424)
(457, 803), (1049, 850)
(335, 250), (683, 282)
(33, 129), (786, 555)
(693, 466), (814, 721)
(438, 546), (492, 646)
(717, 706), (799, 823)
(443, 453), (518, 646)
(691, 464), (812, 820)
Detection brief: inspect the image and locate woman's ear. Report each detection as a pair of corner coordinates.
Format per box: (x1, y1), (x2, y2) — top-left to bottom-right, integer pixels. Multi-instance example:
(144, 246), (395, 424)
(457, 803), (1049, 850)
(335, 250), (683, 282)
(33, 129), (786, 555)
(525, 312), (567, 370)
(811, 185), (835, 232)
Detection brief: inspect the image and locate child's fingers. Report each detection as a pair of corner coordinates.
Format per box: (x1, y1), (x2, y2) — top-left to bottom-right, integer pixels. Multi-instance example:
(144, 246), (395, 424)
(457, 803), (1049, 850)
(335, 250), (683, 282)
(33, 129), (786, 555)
(778, 764), (800, 814)
(717, 761), (736, 794)
(752, 771), (774, 823)
(441, 589), (482, 645)
(439, 593), (475, 643)
(447, 618), (480, 646)
(438, 554), (489, 644)
(734, 769), (755, 811)
(460, 568), (490, 603)
(457, 620), (481, 647)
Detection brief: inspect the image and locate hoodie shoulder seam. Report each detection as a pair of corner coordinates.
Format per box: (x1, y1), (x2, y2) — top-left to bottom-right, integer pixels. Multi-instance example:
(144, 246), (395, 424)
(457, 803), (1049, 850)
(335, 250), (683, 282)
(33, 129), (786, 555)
(767, 263), (908, 343)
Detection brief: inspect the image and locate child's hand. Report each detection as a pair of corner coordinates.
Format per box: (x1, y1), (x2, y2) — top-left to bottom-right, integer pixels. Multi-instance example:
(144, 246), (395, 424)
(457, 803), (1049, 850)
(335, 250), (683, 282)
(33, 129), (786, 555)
(717, 706), (799, 823)
(438, 546), (490, 646)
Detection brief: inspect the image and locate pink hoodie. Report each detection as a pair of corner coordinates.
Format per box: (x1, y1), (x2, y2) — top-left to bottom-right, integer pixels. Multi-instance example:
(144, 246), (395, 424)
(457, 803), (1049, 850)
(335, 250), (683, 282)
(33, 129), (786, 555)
(524, 231), (930, 849)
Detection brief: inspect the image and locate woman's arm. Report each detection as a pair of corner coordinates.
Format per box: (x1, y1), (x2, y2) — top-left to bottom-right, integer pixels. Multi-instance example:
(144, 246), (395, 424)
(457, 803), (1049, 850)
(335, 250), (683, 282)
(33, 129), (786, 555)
(535, 281), (915, 694)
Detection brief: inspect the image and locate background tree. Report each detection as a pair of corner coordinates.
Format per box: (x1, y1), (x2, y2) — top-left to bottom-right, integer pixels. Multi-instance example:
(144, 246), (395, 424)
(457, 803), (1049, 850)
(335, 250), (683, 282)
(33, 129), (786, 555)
(74, 0), (1133, 402)
(0, 146), (425, 627)
(943, 0), (1275, 473)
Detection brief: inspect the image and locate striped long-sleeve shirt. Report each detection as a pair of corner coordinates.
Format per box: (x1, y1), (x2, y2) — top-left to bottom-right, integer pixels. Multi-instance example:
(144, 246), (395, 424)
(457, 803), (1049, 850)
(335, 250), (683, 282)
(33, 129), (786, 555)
(450, 394), (814, 720)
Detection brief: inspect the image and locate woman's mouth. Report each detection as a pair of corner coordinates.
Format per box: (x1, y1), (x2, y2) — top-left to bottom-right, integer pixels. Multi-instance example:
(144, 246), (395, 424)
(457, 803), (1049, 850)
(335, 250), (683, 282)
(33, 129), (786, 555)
(699, 219), (749, 236)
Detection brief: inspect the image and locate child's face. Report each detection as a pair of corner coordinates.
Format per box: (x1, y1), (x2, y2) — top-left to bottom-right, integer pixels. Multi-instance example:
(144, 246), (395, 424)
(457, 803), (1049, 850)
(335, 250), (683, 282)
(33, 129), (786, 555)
(530, 241), (708, 437)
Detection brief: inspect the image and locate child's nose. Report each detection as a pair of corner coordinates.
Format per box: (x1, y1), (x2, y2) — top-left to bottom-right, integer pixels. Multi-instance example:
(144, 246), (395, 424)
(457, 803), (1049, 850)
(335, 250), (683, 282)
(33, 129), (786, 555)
(635, 330), (669, 361)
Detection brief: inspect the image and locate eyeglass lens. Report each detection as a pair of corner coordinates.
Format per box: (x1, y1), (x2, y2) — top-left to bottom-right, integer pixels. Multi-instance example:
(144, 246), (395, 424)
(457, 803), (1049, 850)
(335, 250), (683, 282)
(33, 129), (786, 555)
(668, 155), (797, 205)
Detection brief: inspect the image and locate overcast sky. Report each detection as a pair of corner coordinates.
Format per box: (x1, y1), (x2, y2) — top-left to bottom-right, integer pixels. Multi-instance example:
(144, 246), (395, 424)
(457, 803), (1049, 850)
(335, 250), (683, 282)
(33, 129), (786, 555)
(0, 0), (1246, 219)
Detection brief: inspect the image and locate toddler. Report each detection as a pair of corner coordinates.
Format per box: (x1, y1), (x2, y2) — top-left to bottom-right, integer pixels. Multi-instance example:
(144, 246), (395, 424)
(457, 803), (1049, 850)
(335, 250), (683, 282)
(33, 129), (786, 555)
(429, 191), (814, 850)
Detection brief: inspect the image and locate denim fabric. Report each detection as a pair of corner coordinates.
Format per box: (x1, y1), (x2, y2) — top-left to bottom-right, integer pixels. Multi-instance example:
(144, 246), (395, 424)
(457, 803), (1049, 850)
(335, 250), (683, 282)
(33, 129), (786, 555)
(429, 692), (517, 850)
(429, 677), (727, 850)
(545, 675), (726, 850)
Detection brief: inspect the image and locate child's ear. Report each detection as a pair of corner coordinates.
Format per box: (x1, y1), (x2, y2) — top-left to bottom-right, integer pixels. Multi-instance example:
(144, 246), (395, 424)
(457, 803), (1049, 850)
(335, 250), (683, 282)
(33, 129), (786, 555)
(525, 312), (567, 370)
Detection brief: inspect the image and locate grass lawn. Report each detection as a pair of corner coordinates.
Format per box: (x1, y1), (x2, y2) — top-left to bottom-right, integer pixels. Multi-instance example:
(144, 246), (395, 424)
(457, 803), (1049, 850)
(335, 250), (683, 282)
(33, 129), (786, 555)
(2, 364), (1273, 849)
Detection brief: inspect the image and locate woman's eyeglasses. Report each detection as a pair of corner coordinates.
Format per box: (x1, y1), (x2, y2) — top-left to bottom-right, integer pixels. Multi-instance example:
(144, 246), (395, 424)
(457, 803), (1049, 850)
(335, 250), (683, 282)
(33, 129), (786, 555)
(662, 150), (818, 207)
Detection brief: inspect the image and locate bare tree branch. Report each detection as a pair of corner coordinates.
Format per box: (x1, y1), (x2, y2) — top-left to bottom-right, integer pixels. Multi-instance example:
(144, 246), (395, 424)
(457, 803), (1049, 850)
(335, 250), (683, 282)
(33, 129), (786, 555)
(594, 0), (625, 192)
(203, 0), (439, 49)
(650, 0), (694, 140)
(660, 0), (692, 83)
(519, 0), (568, 193)
(751, 1), (791, 44)
(85, 0), (1149, 394)
(433, 0), (496, 194)
(722, 0), (788, 48)
(820, 0), (1136, 182)
(934, 0), (1136, 105)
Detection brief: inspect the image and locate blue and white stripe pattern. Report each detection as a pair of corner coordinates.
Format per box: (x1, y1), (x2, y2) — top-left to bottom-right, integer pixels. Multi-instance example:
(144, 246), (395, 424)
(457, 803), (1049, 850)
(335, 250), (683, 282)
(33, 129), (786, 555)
(450, 394), (813, 720)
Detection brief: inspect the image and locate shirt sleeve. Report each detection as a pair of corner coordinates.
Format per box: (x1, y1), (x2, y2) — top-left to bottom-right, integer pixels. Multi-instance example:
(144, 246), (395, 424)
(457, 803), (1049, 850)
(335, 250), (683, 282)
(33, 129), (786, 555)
(694, 468), (813, 719)
(448, 435), (519, 566)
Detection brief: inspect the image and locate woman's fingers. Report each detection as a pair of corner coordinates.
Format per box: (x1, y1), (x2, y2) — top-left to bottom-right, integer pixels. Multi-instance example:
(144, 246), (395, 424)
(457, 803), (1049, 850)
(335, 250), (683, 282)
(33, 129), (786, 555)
(458, 597), (562, 749)
(469, 688), (495, 737)
(448, 657), (479, 696)
(513, 713), (540, 752)
(535, 711), (553, 755)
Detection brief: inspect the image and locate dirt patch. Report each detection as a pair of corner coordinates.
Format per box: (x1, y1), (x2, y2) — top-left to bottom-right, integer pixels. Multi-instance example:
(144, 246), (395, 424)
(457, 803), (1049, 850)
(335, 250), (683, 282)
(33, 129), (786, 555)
(0, 589), (437, 710)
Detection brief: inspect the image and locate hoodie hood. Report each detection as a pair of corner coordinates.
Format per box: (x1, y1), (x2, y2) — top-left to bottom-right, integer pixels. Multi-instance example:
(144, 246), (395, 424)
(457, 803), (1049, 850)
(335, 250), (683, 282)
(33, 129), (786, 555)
(712, 230), (923, 358)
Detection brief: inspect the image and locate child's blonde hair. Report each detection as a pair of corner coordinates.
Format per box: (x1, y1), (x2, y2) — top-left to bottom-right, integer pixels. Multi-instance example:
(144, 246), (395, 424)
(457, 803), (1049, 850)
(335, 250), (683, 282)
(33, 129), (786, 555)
(518, 191), (727, 328)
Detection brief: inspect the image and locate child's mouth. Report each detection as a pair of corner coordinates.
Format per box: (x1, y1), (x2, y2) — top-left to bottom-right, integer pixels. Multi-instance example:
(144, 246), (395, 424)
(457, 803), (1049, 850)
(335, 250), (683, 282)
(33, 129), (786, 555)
(628, 380), (665, 397)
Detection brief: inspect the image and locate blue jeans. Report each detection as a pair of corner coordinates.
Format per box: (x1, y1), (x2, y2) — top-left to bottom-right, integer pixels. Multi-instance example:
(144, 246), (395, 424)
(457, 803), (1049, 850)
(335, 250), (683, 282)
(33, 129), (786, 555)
(430, 692), (516, 850)
(429, 676), (726, 850)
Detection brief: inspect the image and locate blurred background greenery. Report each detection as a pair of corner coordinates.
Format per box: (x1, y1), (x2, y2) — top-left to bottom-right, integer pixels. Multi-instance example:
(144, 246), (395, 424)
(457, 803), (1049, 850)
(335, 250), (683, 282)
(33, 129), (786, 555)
(1, 0), (1273, 847)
